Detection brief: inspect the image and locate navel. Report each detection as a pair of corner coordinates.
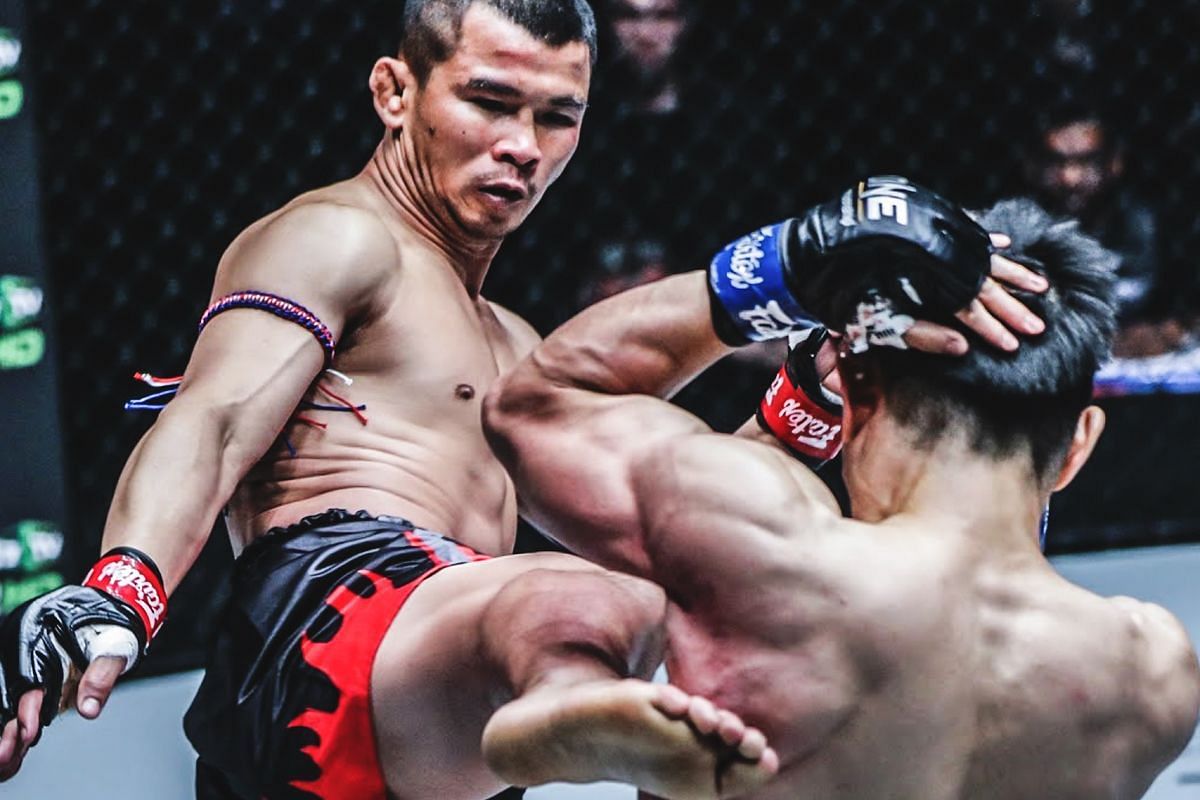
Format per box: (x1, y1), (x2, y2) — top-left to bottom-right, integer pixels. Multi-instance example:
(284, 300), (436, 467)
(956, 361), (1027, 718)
(455, 383), (476, 401)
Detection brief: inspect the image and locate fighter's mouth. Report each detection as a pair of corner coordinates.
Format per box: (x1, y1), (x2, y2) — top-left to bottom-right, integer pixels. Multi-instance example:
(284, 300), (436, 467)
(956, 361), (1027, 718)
(480, 182), (528, 202)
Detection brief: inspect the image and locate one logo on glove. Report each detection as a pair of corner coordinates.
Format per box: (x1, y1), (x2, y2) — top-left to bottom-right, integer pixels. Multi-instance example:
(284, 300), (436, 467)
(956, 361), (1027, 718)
(759, 365), (844, 463)
(84, 554), (167, 639)
(725, 226), (775, 289)
(737, 299), (801, 341)
(841, 176), (917, 228)
(775, 398), (841, 451)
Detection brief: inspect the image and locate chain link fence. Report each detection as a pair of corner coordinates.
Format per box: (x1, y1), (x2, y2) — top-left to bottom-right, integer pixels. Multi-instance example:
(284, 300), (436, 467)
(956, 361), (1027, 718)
(24, 0), (1200, 672)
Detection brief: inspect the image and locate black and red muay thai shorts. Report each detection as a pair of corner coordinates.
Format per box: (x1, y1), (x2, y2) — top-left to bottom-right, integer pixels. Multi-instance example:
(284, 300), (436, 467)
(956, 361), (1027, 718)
(184, 509), (490, 800)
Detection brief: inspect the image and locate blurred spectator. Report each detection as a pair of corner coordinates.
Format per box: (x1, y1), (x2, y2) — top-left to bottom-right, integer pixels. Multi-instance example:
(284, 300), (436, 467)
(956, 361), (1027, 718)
(577, 237), (672, 308)
(1025, 102), (1171, 341)
(603, 0), (689, 115)
(569, 5), (796, 430)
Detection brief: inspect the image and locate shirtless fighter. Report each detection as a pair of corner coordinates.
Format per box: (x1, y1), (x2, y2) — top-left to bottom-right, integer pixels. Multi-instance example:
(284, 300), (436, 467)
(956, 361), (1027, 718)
(0, 2), (784, 798)
(484, 184), (1200, 798)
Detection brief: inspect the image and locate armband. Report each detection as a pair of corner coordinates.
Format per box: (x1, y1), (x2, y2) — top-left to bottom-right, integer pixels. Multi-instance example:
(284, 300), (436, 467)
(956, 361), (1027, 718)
(199, 290), (336, 363)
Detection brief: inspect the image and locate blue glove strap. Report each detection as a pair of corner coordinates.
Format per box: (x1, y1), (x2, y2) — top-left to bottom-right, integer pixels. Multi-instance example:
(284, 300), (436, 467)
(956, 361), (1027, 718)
(708, 223), (819, 342)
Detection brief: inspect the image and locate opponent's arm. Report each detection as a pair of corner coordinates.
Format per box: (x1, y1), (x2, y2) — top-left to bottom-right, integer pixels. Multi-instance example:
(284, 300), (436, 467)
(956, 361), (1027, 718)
(488, 178), (1046, 571)
(0, 203), (393, 767)
(485, 272), (729, 576)
(485, 273), (845, 581)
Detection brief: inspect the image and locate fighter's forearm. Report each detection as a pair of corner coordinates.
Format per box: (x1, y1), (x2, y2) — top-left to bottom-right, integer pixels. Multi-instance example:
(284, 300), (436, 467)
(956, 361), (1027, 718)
(100, 397), (266, 594)
(531, 271), (737, 399)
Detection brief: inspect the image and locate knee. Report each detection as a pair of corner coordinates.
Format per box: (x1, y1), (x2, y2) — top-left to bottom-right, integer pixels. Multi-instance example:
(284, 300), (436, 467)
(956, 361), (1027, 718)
(482, 567), (668, 687)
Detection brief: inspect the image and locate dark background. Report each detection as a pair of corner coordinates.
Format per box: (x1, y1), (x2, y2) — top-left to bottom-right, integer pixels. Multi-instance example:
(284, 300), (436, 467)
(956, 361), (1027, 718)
(1, 0), (70, 615)
(16, 0), (1200, 674)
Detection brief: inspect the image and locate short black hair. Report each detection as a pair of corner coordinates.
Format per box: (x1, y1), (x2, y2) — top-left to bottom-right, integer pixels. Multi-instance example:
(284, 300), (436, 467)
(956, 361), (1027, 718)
(400, 0), (598, 85)
(836, 198), (1118, 484)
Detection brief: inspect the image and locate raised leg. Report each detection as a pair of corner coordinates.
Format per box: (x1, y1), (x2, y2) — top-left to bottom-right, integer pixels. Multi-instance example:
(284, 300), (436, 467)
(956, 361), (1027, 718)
(478, 566), (777, 799)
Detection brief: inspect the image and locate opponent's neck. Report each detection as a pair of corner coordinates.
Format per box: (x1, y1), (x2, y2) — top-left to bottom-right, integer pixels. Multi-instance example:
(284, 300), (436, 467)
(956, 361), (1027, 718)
(846, 417), (1046, 551)
(362, 134), (500, 296)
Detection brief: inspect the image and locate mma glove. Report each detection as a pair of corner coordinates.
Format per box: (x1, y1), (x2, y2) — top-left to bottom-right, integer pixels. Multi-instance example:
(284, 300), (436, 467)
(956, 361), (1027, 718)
(708, 175), (993, 344)
(0, 547), (166, 726)
(756, 327), (844, 469)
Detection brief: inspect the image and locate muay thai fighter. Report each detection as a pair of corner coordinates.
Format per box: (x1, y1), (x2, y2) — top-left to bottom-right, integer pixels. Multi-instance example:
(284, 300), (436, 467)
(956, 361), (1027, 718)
(484, 183), (1200, 799)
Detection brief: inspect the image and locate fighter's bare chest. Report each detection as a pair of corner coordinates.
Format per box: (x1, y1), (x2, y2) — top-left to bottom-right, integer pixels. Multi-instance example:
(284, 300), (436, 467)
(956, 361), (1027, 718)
(345, 295), (522, 388)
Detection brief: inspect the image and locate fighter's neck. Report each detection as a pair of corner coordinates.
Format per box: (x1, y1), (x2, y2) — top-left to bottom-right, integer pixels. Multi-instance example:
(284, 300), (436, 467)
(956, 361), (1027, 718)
(361, 135), (500, 296)
(847, 425), (1047, 551)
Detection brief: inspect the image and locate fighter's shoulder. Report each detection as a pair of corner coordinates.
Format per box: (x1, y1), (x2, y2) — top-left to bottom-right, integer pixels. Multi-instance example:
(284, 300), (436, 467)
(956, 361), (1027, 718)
(224, 195), (399, 288)
(632, 432), (840, 534)
(1108, 596), (1200, 748)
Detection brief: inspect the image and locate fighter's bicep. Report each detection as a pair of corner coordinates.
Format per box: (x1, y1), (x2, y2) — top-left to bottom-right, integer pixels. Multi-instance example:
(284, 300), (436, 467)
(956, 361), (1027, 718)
(177, 205), (398, 420)
(184, 305), (325, 398)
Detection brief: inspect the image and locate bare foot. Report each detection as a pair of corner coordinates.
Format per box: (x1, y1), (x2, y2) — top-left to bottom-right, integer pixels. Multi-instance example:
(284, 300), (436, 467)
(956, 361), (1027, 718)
(482, 679), (779, 799)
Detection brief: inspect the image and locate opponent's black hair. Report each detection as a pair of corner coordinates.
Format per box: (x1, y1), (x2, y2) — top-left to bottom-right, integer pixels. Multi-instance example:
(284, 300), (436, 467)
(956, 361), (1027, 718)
(834, 198), (1118, 484)
(400, 0), (598, 84)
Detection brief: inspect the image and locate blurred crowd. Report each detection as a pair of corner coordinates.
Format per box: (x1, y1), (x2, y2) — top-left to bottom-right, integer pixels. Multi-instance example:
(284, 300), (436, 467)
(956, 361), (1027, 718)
(492, 0), (1200, 419)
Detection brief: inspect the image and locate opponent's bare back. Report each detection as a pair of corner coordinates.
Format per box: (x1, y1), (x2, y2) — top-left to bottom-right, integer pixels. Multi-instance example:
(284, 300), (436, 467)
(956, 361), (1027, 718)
(640, 434), (1199, 799)
(484, 262), (1200, 800)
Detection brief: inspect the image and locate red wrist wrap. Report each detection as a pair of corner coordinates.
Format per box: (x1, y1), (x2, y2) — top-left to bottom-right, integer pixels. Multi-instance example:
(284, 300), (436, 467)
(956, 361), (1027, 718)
(758, 364), (844, 463)
(83, 551), (168, 642)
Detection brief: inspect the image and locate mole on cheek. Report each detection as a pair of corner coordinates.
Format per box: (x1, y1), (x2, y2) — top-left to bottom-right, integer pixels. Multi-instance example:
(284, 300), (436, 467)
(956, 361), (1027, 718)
(455, 383), (476, 401)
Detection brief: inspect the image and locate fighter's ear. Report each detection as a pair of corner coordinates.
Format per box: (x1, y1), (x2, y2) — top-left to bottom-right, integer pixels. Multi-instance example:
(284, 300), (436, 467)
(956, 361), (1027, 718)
(370, 57), (413, 130)
(1053, 404), (1105, 492)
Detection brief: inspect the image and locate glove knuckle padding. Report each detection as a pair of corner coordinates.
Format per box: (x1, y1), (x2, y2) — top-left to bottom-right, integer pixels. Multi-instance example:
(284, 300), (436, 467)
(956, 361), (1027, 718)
(708, 176), (988, 345)
(789, 177), (991, 323)
(0, 586), (142, 726)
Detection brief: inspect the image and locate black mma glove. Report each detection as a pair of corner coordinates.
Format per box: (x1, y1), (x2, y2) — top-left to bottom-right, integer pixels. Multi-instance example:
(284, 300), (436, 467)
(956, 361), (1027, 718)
(756, 327), (844, 469)
(708, 175), (992, 344)
(0, 548), (166, 727)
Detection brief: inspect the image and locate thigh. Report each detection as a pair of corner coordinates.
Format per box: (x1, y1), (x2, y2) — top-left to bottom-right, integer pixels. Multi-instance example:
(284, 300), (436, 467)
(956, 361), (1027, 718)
(370, 554), (667, 797)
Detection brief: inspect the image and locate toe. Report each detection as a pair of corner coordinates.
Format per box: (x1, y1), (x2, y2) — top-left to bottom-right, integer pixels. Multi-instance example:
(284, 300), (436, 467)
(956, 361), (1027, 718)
(686, 696), (720, 735)
(715, 710), (746, 747)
